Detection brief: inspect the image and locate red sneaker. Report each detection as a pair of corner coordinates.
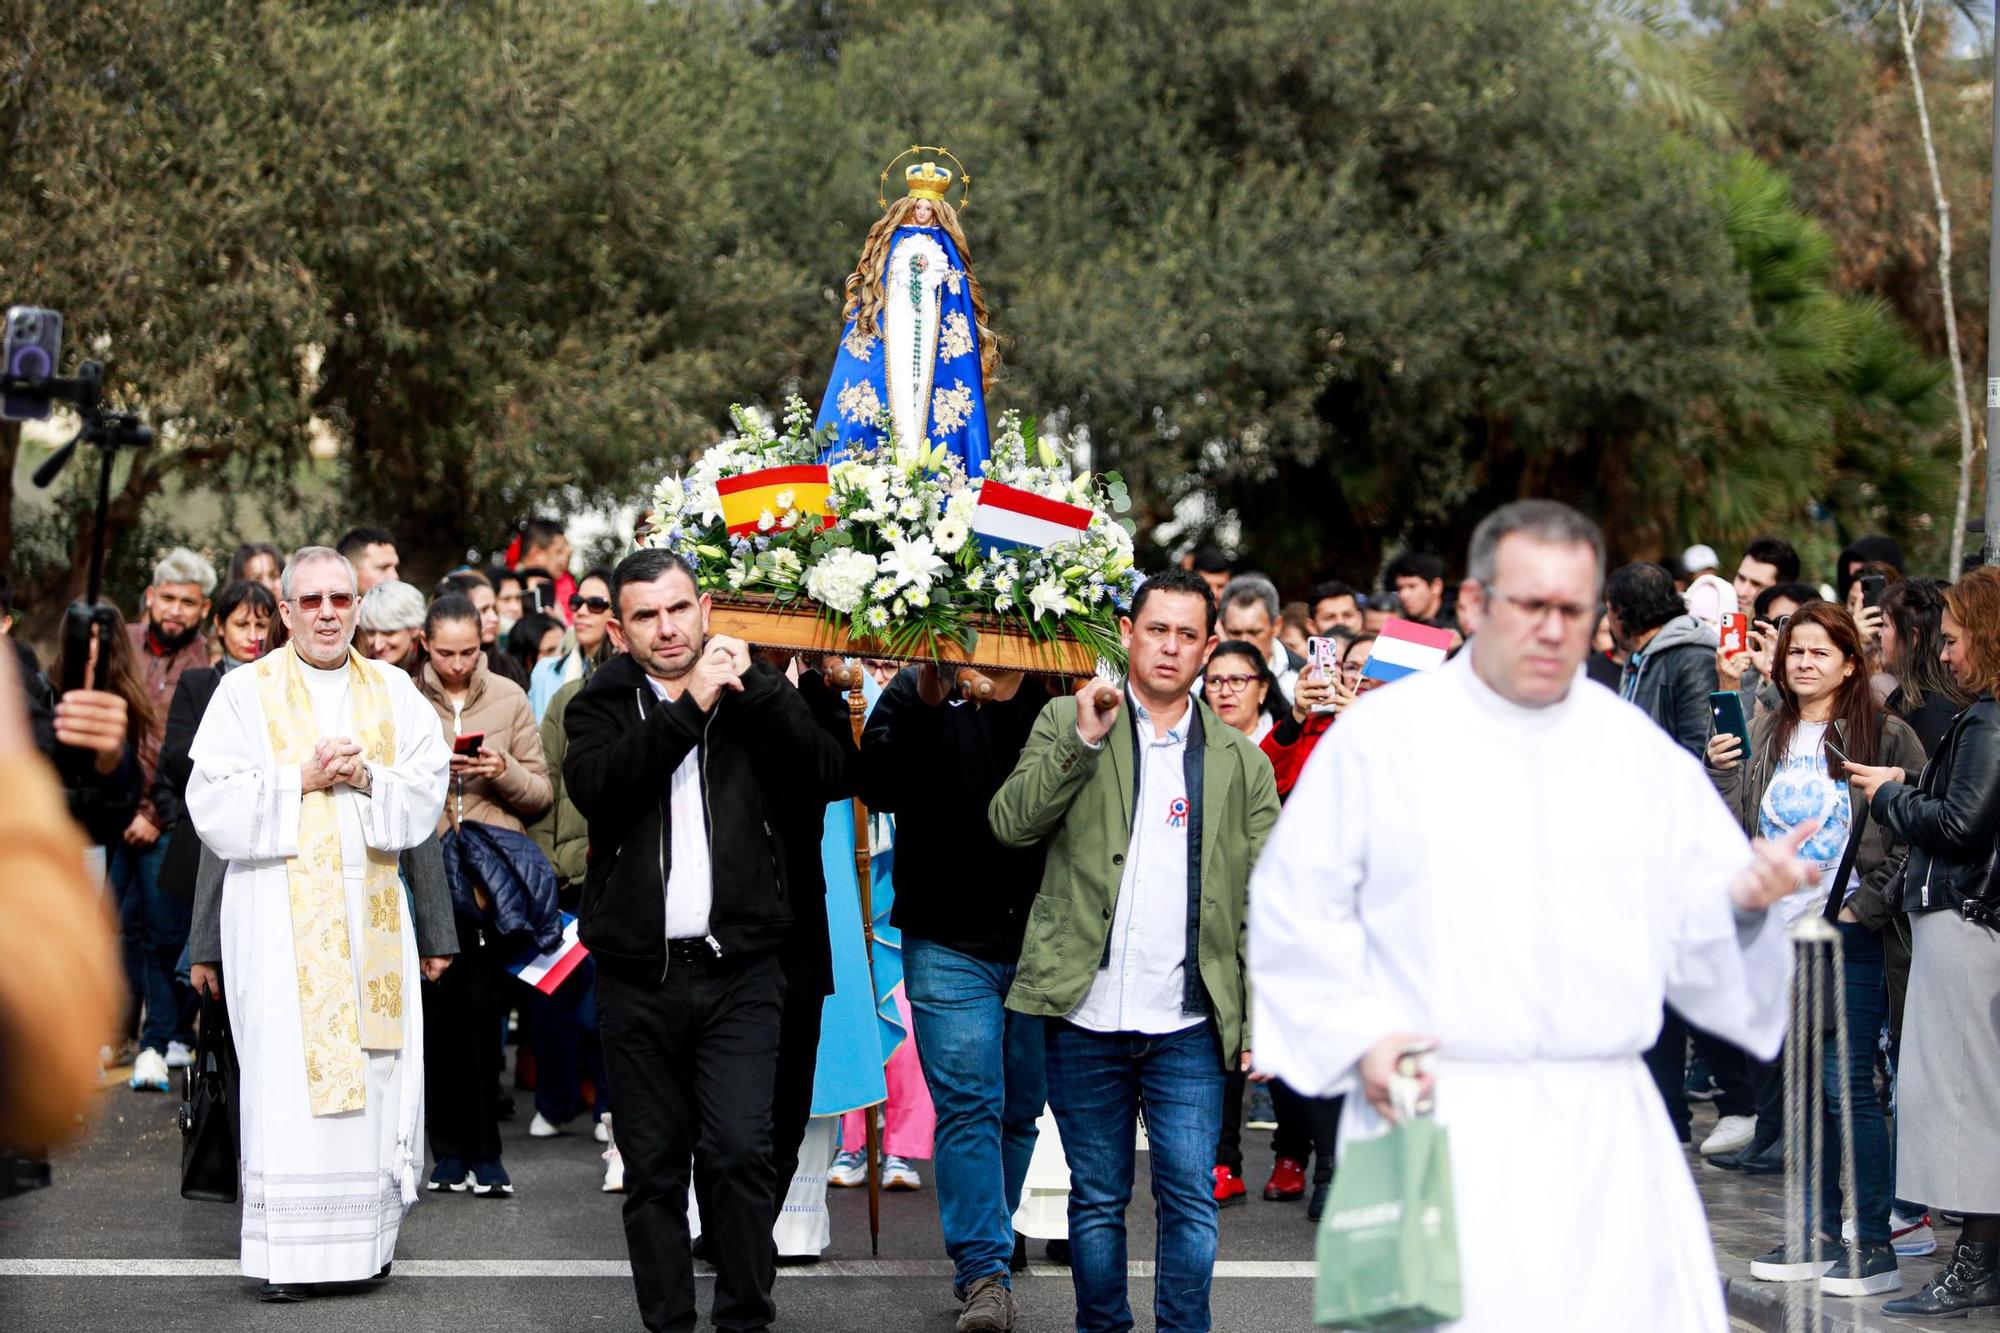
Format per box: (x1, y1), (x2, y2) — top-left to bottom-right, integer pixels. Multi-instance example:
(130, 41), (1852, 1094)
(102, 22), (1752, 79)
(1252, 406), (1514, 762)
(1212, 1165), (1247, 1207)
(1264, 1157), (1307, 1202)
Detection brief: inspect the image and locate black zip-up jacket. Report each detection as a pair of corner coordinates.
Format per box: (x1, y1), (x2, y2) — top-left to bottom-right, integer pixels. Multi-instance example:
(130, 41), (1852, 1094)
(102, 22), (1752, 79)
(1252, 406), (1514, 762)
(1873, 696), (2000, 922)
(563, 652), (850, 980)
(858, 667), (1052, 962)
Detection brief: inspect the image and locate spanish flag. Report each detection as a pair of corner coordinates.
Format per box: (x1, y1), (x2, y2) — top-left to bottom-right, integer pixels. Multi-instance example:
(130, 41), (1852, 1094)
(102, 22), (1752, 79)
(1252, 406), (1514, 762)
(715, 465), (835, 537)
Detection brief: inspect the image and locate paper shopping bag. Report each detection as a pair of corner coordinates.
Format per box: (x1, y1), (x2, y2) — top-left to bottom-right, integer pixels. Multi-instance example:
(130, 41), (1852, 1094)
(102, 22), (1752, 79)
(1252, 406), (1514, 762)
(1313, 1114), (1462, 1329)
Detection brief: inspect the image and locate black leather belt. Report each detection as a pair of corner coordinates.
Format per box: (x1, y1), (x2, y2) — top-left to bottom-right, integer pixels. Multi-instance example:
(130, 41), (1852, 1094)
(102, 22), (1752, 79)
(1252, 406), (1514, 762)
(666, 937), (719, 963)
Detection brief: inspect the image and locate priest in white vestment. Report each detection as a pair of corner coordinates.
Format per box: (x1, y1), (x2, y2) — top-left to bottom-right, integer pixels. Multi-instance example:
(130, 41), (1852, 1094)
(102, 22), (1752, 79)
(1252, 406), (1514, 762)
(1250, 501), (1818, 1333)
(186, 546), (452, 1300)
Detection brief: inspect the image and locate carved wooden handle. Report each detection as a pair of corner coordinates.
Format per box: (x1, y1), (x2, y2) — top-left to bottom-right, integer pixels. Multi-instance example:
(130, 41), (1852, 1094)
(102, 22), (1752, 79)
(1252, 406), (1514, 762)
(824, 658), (863, 690)
(958, 669), (996, 701)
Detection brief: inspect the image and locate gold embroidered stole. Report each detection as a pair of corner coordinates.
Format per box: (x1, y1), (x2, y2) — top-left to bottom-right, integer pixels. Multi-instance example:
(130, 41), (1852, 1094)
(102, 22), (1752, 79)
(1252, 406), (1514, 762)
(254, 645), (406, 1117)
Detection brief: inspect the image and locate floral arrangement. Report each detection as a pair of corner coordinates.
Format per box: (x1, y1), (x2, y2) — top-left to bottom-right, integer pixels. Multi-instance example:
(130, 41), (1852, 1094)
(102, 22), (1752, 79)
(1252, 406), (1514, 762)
(644, 397), (1139, 666)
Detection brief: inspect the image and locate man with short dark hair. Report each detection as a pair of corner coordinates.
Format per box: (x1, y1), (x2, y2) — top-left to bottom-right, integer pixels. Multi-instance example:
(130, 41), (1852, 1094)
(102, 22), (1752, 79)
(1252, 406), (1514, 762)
(1605, 562), (1716, 762)
(563, 548), (847, 1333)
(1309, 581), (1364, 636)
(519, 518), (577, 623)
(991, 568), (1280, 1333)
(336, 527), (401, 595)
(1732, 536), (1801, 610)
(1384, 551), (1455, 632)
(1184, 544), (1233, 603)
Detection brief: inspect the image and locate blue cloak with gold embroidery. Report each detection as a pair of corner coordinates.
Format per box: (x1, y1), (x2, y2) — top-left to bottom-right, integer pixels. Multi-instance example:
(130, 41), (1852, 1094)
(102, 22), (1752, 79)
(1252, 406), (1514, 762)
(815, 225), (991, 476)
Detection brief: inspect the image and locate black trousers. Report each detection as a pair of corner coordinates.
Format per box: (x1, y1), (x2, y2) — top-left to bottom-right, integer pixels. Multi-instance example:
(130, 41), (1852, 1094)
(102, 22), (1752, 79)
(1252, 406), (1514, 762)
(691, 943), (826, 1236)
(1643, 1004), (1756, 1141)
(1216, 1073), (1342, 1183)
(599, 952), (786, 1333)
(423, 916), (502, 1165)
(766, 956), (826, 1226)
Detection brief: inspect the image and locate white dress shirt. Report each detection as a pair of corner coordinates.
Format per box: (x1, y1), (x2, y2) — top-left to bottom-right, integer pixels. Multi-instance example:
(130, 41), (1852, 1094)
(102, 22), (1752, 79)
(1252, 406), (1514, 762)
(1068, 694), (1205, 1036)
(646, 676), (713, 939)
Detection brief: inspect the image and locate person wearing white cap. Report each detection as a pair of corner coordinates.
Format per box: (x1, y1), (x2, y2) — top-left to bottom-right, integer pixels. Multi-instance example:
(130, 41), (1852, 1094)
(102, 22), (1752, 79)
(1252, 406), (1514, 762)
(1683, 543), (1720, 580)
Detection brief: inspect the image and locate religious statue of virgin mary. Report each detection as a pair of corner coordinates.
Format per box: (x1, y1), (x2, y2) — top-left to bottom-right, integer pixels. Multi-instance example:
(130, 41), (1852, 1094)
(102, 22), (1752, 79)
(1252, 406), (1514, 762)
(815, 149), (998, 475)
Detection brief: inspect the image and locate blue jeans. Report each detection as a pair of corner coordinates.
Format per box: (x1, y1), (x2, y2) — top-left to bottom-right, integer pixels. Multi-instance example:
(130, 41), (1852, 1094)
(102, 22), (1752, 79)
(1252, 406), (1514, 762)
(903, 936), (1045, 1294)
(1805, 922), (1894, 1244)
(532, 955), (612, 1124)
(111, 841), (193, 1053)
(1046, 1019), (1226, 1333)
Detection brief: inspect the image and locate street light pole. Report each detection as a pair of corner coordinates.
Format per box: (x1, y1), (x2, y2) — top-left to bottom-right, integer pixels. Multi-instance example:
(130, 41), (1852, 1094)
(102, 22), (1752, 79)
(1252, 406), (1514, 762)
(1985, 0), (2000, 565)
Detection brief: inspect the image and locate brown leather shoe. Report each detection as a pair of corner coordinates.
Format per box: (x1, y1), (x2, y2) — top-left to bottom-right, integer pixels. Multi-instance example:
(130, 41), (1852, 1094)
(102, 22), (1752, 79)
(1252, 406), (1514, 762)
(957, 1273), (1017, 1332)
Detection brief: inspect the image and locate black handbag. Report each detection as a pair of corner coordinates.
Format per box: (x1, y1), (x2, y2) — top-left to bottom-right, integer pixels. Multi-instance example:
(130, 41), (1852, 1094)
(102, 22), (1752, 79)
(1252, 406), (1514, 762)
(177, 991), (239, 1203)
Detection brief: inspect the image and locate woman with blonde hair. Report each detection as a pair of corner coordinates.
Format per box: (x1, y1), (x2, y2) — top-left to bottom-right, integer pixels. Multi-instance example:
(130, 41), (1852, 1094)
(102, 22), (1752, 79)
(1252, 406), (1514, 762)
(1848, 565), (2000, 1316)
(816, 154), (999, 473)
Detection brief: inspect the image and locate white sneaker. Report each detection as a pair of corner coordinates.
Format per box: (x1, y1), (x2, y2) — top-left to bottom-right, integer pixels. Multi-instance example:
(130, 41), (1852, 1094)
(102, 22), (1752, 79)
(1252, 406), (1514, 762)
(1698, 1114), (1756, 1157)
(1843, 1211), (1937, 1257)
(828, 1149), (867, 1188)
(596, 1112), (620, 1184)
(129, 1048), (171, 1092)
(881, 1156), (921, 1191)
(529, 1112), (566, 1139)
(595, 1113), (611, 1145)
(164, 1041), (195, 1070)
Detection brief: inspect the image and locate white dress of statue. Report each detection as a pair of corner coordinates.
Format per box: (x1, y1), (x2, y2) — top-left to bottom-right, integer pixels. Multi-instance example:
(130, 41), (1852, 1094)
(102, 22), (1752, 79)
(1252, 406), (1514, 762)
(882, 230), (951, 458)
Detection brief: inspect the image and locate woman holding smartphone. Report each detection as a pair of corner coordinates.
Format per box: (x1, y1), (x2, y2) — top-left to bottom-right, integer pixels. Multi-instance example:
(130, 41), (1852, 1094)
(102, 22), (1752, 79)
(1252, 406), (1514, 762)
(1847, 566), (2000, 1317)
(1707, 601), (1925, 1298)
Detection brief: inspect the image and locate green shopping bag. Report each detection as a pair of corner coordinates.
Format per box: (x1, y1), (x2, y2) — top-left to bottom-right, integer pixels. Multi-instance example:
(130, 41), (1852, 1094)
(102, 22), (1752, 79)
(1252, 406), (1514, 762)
(1313, 1076), (1462, 1330)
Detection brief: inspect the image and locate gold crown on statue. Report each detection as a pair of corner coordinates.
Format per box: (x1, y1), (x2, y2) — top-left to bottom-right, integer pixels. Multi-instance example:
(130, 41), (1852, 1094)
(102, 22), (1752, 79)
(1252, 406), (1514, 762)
(878, 145), (973, 212)
(905, 162), (953, 201)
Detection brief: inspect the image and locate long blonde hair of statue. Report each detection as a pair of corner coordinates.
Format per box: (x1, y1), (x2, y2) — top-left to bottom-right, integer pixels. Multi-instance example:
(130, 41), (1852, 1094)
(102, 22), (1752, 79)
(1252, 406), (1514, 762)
(841, 195), (999, 391)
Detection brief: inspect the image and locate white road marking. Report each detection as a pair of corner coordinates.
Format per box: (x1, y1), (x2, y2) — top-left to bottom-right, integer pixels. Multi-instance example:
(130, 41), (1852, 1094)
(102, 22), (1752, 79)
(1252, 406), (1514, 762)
(0, 1258), (1317, 1280)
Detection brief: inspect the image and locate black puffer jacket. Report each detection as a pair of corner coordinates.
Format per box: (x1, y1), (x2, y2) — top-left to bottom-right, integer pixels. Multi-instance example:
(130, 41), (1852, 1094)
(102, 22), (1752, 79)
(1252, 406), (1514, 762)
(1621, 614), (1720, 762)
(563, 652), (849, 980)
(1873, 696), (2000, 922)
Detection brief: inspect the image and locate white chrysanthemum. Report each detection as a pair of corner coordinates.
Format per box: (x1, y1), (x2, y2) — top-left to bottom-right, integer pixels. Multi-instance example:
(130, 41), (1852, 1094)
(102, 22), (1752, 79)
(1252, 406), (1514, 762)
(934, 516), (969, 555)
(803, 548), (878, 614)
(966, 569), (986, 592)
(883, 536), (948, 593)
(757, 509), (777, 532)
(865, 605), (891, 630)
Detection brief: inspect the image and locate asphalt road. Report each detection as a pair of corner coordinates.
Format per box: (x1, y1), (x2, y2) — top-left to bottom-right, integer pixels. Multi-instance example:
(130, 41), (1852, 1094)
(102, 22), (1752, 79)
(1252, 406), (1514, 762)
(0, 1075), (1321, 1332)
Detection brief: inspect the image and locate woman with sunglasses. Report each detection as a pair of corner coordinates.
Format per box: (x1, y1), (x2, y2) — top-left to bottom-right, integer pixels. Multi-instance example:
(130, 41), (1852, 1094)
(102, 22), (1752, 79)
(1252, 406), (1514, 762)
(1706, 601), (1925, 1298)
(527, 567), (615, 722)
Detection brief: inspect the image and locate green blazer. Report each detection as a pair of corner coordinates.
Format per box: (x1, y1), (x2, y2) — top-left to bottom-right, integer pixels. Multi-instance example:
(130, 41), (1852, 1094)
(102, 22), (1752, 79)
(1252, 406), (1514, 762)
(989, 692), (1281, 1070)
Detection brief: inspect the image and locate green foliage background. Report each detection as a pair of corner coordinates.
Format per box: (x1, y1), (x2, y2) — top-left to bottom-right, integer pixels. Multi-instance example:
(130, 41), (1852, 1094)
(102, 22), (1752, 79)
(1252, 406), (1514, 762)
(0, 0), (1982, 617)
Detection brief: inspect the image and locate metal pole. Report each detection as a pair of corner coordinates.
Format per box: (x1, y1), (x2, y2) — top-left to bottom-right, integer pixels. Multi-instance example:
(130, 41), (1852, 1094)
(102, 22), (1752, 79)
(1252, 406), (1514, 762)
(1984, 0), (2000, 565)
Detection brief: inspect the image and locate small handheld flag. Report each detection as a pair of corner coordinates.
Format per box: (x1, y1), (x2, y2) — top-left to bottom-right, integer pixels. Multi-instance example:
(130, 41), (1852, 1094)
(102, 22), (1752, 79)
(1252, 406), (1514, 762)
(970, 480), (1093, 555)
(509, 912), (588, 996)
(1362, 618), (1455, 684)
(715, 465), (835, 537)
